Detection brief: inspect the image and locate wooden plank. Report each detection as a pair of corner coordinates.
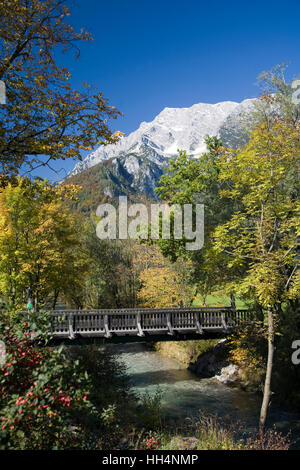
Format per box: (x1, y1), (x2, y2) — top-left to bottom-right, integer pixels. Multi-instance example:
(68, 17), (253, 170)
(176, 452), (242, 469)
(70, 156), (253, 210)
(38, 307), (255, 339)
(221, 311), (228, 331)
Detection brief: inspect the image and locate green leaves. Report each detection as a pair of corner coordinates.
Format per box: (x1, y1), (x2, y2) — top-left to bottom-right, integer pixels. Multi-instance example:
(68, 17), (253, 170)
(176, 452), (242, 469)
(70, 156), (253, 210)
(0, 178), (89, 309)
(0, 313), (96, 449)
(155, 136), (241, 298)
(214, 121), (300, 307)
(155, 101), (299, 312)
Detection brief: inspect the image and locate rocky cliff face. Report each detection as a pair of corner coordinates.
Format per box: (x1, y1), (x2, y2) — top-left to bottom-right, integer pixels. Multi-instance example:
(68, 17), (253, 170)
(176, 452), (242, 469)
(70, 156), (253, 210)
(66, 98), (256, 201)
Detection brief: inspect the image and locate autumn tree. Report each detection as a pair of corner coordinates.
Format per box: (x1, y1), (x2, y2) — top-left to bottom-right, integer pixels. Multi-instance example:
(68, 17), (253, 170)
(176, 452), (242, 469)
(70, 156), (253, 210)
(156, 67), (300, 432)
(0, 0), (121, 180)
(253, 64), (300, 129)
(156, 137), (242, 305)
(136, 245), (194, 308)
(214, 120), (299, 431)
(0, 177), (89, 309)
(64, 215), (139, 309)
(83, 238), (137, 310)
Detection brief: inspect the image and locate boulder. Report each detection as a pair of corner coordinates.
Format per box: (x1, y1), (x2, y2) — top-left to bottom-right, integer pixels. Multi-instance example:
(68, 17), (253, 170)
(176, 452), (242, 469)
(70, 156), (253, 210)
(189, 339), (229, 378)
(215, 364), (241, 384)
(169, 436), (198, 450)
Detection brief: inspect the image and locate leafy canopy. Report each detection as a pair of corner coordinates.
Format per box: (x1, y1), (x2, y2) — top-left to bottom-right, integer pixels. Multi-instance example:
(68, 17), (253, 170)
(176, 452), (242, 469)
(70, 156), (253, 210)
(0, 0), (121, 181)
(0, 177), (89, 309)
(214, 121), (299, 307)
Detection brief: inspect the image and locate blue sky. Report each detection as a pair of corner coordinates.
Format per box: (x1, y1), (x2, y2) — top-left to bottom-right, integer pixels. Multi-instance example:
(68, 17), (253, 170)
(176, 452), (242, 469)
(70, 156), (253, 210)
(33, 0), (300, 180)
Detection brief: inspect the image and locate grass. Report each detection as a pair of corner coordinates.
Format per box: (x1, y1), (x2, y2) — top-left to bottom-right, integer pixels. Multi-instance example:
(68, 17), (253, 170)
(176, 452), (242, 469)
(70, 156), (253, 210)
(159, 414), (292, 450)
(193, 292), (250, 309)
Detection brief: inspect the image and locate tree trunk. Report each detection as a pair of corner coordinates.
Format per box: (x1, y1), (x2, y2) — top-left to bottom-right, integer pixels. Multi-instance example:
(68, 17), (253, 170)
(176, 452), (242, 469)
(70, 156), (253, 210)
(230, 293), (236, 309)
(52, 289), (59, 310)
(259, 306), (275, 433)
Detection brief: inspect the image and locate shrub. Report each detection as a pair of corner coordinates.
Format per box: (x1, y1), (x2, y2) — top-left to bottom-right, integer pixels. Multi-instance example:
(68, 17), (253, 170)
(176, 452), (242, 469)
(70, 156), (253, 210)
(137, 389), (163, 429)
(159, 413), (292, 450)
(227, 324), (267, 391)
(0, 311), (160, 450)
(0, 311), (100, 449)
(245, 428), (292, 450)
(67, 344), (136, 425)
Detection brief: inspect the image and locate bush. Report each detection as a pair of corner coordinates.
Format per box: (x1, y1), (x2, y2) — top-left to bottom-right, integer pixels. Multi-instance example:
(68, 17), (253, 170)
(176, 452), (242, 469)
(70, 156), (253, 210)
(227, 307), (300, 408)
(0, 311), (165, 450)
(137, 389), (163, 429)
(227, 324), (267, 391)
(245, 428), (292, 450)
(67, 344), (140, 448)
(0, 311), (99, 449)
(0, 311), (143, 449)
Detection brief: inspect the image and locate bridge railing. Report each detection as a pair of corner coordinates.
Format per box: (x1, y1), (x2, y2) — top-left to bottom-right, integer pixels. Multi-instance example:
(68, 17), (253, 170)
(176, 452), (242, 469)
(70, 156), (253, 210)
(44, 307), (255, 339)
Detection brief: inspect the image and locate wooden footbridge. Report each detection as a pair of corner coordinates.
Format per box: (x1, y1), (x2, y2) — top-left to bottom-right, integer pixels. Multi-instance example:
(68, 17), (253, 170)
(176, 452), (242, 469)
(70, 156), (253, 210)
(47, 307), (254, 343)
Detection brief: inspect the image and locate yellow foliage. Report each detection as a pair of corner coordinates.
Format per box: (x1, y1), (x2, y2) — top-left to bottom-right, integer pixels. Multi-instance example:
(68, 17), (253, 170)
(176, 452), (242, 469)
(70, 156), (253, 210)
(136, 245), (193, 308)
(0, 178), (89, 309)
(227, 325), (267, 387)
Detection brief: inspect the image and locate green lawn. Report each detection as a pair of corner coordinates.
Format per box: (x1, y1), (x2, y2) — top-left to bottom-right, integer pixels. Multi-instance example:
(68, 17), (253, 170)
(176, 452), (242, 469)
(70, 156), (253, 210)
(192, 293), (249, 309)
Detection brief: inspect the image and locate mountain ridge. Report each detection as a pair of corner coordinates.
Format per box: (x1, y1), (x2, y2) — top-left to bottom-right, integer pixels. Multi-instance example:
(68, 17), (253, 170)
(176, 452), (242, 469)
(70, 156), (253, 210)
(68, 98), (255, 177)
(65, 98), (256, 212)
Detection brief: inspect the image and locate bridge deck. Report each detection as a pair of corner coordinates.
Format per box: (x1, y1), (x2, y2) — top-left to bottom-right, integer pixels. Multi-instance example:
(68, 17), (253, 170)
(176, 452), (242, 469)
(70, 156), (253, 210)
(44, 307), (254, 340)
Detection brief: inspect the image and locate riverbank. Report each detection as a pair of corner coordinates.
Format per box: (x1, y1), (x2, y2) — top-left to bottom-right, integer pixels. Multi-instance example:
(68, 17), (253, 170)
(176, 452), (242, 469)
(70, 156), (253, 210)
(154, 338), (220, 367)
(154, 338), (243, 384)
(154, 337), (266, 391)
(110, 342), (300, 449)
(111, 342), (261, 421)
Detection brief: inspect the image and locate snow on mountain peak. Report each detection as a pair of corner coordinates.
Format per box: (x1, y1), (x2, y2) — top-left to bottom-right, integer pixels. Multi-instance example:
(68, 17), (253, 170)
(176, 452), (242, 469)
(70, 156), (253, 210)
(68, 98), (254, 177)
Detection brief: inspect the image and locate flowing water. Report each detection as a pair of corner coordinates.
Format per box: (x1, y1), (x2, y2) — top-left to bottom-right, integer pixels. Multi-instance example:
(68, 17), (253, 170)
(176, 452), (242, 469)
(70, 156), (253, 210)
(108, 342), (300, 446)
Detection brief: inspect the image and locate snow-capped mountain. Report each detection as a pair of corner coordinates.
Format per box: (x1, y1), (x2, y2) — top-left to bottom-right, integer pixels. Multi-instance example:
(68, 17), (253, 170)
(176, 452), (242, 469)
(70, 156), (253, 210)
(66, 98), (256, 210)
(69, 98), (255, 178)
